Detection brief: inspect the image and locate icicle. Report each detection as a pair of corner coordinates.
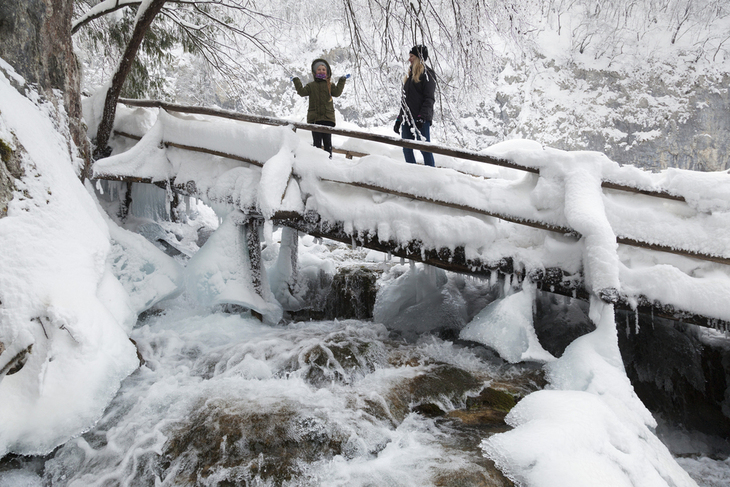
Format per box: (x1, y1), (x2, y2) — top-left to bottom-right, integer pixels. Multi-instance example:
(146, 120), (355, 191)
(263, 220), (274, 247)
(184, 195), (191, 216)
(400, 257), (405, 265)
(164, 181), (173, 219)
(351, 235), (356, 250)
(635, 311), (641, 335)
(650, 307), (654, 330)
(95, 179), (104, 194)
(626, 315), (631, 339)
(502, 273), (511, 295)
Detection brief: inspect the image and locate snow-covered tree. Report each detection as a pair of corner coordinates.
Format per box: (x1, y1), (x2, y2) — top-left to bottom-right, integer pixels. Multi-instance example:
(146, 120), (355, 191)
(72, 0), (281, 158)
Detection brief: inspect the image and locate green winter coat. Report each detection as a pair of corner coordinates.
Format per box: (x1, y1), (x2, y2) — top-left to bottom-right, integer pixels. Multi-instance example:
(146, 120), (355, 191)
(292, 58), (346, 124)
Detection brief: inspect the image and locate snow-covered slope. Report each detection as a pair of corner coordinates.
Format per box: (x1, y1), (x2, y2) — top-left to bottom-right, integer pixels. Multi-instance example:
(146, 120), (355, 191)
(0, 61), (182, 457)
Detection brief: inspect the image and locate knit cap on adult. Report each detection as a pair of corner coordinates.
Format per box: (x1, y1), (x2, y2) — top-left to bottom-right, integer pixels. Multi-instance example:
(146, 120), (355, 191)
(410, 45), (428, 61)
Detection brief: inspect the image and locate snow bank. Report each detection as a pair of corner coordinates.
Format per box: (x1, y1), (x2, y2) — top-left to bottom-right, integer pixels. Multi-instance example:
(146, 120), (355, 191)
(0, 67), (139, 455)
(481, 300), (698, 487)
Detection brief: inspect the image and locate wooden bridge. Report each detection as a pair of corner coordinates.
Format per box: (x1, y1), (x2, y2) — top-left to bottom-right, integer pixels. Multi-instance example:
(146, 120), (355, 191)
(93, 98), (730, 330)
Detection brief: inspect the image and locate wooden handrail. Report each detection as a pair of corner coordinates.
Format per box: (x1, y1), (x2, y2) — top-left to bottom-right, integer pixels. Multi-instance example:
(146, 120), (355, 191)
(322, 178), (730, 266)
(118, 98), (689, 202)
(117, 98), (537, 174)
(322, 178), (577, 235)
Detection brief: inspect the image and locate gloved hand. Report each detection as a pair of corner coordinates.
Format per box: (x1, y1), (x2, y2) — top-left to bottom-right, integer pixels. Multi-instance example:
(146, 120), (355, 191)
(393, 118), (402, 134)
(415, 117), (424, 130)
(292, 76), (299, 84)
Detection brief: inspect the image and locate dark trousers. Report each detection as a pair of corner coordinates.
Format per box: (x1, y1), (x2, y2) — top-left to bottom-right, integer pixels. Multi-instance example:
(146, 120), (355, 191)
(312, 120), (335, 155)
(401, 120), (435, 167)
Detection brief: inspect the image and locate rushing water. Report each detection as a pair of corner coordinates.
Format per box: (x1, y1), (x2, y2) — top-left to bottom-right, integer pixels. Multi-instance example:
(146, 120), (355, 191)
(1, 294), (553, 486)
(1, 292), (730, 486)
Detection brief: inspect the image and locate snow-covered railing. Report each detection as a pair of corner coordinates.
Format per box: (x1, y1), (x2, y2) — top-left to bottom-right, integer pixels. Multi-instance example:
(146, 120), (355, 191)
(117, 98), (687, 203)
(110, 99), (729, 267)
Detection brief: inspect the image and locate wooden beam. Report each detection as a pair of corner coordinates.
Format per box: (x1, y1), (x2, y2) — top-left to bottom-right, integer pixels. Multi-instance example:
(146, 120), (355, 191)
(321, 178), (577, 235)
(601, 181), (685, 202)
(332, 148), (368, 159)
(125, 131), (683, 204)
(273, 210), (525, 279)
(165, 141), (264, 167)
(615, 236), (730, 266)
(117, 98), (536, 173)
(113, 130), (265, 167)
(272, 211), (730, 331)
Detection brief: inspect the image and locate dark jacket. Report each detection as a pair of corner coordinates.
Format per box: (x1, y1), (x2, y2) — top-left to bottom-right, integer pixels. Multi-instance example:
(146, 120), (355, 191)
(399, 66), (436, 123)
(292, 58), (346, 124)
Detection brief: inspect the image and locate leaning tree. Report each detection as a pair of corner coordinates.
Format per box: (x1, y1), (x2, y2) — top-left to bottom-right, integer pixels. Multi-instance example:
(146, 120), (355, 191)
(72, 0), (280, 160)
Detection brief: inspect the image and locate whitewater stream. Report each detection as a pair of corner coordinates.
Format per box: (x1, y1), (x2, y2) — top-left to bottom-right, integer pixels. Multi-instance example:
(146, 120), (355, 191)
(2, 294), (547, 486)
(0, 294), (728, 486)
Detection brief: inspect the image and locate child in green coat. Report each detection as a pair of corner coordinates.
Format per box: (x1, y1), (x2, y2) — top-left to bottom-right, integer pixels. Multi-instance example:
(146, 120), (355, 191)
(292, 58), (347, 157)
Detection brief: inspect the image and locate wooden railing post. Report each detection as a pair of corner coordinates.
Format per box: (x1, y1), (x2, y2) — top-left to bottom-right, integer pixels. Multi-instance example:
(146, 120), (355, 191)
(242, 215), (264, 321)
(281, 226), (299, 296)
(243, 216), (263, 292)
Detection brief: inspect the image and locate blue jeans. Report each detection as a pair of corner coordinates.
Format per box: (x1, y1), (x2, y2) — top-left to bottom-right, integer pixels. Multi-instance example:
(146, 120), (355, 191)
(401, 121), (434, 167)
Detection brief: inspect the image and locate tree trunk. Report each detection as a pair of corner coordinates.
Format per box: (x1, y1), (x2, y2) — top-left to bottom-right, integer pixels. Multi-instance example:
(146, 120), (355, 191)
(0, 0), (90, 178)
(93, 0), (167, 159)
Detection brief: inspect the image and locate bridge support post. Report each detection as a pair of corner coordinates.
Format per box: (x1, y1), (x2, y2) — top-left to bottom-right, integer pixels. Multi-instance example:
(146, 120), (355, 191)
(119, 181), (133, 222)
(169, 191), (180, 223)
(243, 215), (264, 321)
(279, 226), (301, 306)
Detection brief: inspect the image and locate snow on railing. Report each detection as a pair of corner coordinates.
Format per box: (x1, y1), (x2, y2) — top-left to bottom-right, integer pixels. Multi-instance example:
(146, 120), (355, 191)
(117, 98), (691, 203)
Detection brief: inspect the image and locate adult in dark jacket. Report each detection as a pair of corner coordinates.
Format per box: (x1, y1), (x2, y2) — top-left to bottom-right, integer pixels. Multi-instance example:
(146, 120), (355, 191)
(293, 58), (347, 157)
(394, 45), (436, 167)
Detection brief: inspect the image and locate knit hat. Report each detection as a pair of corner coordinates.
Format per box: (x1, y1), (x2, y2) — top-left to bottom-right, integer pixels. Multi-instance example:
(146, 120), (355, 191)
(313, 61), (327, 73)
(409, 45), (428, 61)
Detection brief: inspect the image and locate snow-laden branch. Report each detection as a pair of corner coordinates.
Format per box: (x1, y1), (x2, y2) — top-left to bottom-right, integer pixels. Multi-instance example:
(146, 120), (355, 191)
(72, 0), (142, 34)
